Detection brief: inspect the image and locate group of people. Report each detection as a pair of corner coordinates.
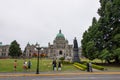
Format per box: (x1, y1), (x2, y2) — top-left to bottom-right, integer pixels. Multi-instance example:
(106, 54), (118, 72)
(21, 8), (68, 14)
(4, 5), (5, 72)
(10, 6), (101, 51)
(14, 59), (62, 72)
(23, 60), (32, 71)
(13, 60), (32, 71)
(52, 59), (62, 71)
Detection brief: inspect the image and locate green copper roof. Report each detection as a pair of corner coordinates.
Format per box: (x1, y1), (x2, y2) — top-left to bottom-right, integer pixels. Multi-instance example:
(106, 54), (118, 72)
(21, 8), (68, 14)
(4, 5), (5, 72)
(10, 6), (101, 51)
(56, 30), (65, 38)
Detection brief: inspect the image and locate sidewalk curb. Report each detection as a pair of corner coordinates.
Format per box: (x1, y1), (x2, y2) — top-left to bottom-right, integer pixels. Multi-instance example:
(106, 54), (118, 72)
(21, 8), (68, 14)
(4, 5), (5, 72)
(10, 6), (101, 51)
(0, 72), (120, 77)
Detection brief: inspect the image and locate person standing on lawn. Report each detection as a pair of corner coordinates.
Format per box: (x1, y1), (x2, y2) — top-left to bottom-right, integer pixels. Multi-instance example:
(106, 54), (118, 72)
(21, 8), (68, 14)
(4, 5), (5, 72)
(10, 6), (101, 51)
(87, 62), (90, 72)
(58, 60), (62, 71)
(28, 60), (32, 71)
(14, 60), (17, 71)
(23, 60), (28, 71)
(89, 62), (93, 72)
(52, 59), (57, 71)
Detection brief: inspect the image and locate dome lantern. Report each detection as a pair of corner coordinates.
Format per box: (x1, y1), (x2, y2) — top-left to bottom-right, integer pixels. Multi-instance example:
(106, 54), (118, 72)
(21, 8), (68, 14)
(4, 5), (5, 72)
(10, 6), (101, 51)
(56, 30), (65, 39)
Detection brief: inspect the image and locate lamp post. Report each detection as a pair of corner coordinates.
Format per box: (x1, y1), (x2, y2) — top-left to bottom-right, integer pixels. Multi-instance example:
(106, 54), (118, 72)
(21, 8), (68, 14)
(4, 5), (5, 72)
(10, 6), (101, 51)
(36, 44), (41, 74)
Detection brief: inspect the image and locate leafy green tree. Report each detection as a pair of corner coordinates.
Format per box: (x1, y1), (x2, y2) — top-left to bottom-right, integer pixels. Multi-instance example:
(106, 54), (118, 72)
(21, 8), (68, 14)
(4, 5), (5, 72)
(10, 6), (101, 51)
(81, 17), (98, 60)
(82, 0), (120, 63)
(113, 48), (120, 61)
(9, 40), (22, 58)
(98, 0), (120, 63)
(99, 49), (112, 63)
(111, 0), (120, 63)
(86, 41), (96, 60)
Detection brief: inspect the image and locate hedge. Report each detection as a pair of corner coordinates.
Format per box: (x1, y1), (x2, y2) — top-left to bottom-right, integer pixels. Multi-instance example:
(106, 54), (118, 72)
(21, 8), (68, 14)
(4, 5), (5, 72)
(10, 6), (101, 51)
(74, 62), (105, 71)
(73, 64), (85, 71)
(92, 64), (105, 70)
(83, 63), (105, 70)
(74, 62), (87, 69)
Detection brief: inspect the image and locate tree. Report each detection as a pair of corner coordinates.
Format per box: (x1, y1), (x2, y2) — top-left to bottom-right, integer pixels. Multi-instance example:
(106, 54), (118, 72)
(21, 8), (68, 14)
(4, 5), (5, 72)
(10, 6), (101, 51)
(81, 0), (120, 63)
(113, 48), (120, 59)
(81, 17), (99, 60)
(9, 40), (22, 58)
(99, 49), (111, 63)
(97, 0), (120, 63)
(86, 41), (96, 60)
(111, 0), (120, 63)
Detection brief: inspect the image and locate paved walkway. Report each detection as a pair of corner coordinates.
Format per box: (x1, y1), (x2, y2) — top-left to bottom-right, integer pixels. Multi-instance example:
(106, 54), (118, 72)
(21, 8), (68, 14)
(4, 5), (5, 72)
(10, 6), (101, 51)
(0, 71), (120, 77)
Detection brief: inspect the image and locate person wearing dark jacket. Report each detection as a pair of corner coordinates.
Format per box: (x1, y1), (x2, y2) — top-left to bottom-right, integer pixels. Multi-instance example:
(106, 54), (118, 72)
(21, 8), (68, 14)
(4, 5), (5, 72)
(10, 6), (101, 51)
(52, 59), (57, 71)
(87, 62), (90, 72)
(58, 61), (62, 71)
(28, 60), (32, 71)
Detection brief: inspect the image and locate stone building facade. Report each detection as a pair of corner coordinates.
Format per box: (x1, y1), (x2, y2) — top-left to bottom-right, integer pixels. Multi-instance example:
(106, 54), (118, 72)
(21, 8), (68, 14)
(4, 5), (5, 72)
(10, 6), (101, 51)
(24, 30), (81, 59)
(47, 30), (73, 59)
(23, 43), (37, 58)
(24, 43), (48, 58)
(0, 42), (10, 58)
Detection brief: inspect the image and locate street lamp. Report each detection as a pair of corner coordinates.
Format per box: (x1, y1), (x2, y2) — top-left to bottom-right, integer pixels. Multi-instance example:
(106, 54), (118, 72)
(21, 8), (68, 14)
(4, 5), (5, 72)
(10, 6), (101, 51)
(36, 44), (41, 74)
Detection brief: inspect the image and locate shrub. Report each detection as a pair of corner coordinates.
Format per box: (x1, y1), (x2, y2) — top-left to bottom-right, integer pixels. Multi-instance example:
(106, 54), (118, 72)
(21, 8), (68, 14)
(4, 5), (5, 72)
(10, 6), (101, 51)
(73, 64), (85, 71)
(92, 64), (105, 70)
(73, 62), (87, 71)
(62, 61), (72, 64)
(59, 57), (65, 61)
(74, 62), (87, 70)
(83, 62), (105, 70)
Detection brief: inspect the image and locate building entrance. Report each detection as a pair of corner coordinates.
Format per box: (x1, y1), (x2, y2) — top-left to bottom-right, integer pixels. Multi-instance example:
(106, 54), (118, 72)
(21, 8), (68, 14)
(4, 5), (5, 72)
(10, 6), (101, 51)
(59, 51), (63, 55)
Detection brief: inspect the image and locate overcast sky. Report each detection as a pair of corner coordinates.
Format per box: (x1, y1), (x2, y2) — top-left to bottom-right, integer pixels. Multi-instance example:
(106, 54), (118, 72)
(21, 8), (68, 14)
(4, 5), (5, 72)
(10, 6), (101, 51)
(0, 0), (100, 50)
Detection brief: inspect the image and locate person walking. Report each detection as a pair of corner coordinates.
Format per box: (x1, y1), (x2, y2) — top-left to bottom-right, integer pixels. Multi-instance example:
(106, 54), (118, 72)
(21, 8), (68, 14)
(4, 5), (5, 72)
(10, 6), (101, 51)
(28, 60), (32, 71)
(87, 62), (90, 72)
(23, 60), (28, 71)
(14, 60), (17, 71)
(89, 62), (93, 72)
(58, 60), (62, 71)
(52, 59), (57, 71)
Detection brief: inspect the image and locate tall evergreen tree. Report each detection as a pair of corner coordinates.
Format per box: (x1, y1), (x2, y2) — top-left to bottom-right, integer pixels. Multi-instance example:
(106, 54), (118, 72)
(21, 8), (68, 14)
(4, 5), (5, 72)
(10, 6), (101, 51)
(81, 0), (120, 63)
(9, 40), (22, 58)
(81, 17), (99, 60)
(96, 0), (113, 63)
(97, 0), (120, 63)
(111, 0), (120, 63)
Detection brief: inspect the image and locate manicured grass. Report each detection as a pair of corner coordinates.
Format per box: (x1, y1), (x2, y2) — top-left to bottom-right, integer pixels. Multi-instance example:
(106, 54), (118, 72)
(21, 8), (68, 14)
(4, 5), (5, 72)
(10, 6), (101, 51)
(103, 66), (120, 71)
(0, 58), (120, 72)
(81, 58), (120, 71)
(0, 58), (77, 72)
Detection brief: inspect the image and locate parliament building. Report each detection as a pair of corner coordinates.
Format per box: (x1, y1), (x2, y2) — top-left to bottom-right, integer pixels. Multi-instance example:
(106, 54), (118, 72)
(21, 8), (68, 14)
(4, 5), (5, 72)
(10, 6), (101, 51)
(0, 30), (81, 59)
(24, 30), (74, 59)
(47, 30), (73, 58)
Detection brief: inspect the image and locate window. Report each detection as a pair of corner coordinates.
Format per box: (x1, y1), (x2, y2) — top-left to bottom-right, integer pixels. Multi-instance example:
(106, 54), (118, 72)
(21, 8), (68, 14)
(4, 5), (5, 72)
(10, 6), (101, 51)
(2, 53), (6, 56)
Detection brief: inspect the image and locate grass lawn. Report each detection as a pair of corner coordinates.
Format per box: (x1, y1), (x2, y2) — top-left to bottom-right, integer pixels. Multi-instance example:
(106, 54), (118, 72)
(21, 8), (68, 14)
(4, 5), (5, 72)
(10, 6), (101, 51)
(103, 66), (120, 71)
(0, 58), (77, 72)
(0, 58), (120, 72)
(81, 58), (120, 71)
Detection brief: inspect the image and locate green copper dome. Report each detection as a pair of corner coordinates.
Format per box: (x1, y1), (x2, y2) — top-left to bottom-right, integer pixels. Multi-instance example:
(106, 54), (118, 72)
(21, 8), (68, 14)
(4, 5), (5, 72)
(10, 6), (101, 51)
(56, 30), (65, 38)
